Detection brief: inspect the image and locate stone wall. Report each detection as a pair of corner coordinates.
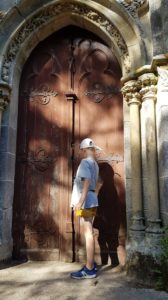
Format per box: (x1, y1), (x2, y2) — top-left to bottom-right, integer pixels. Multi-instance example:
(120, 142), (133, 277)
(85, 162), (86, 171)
(149, 0), (168, 56)
(157, 67), (168, 226)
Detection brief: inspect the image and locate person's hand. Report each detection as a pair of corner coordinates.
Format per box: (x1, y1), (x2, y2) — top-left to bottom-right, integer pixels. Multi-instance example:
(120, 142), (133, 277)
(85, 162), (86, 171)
(75, 202), (82, 210)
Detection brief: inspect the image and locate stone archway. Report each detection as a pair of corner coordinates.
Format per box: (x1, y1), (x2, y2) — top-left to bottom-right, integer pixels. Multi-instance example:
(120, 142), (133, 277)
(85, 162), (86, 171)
(0, 0), (154, 267)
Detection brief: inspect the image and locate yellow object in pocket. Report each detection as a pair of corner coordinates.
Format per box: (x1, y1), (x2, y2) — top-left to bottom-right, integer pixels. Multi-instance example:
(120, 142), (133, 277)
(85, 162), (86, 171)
(75, 207), (97, 217)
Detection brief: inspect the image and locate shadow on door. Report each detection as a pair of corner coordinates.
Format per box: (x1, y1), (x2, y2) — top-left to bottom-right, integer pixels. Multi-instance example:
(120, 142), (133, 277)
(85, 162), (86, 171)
(93, 162), (125, 266)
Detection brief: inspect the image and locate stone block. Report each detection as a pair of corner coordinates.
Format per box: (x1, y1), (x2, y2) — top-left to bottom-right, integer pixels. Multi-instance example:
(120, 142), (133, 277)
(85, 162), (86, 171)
(0, 180), (14, 209)
(162, 0), (168, 51)
(15, 0), (41, 18)
(0, 152), (16, 181)
(0, 207), (13, 243)
(8, 86), (20, 130)
(128, 43), (145, 71)
(18, 32), (39, 64)
(0, 7), (24, 38)
(0, 125), (17, 154)
(157, 106), (168, 143)
(150, 2), (164, 56)
(158, 141), (168, 178)
(0, 0), (17, 11)
(0, 243), (13, 261)
(159, 176), (168, 224)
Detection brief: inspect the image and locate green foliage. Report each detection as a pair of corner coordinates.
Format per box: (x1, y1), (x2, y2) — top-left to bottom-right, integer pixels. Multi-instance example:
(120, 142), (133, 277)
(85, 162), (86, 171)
(154, 226), (168, 291)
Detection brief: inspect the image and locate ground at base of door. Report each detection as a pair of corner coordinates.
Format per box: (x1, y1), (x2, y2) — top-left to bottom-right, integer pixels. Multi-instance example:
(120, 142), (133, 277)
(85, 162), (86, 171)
(0, 261), (168, 300)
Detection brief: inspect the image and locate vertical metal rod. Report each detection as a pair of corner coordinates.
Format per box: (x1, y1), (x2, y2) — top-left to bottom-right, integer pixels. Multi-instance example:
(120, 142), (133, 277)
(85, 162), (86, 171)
(71, 96), (76, 262)
(68, 37), (76, 262)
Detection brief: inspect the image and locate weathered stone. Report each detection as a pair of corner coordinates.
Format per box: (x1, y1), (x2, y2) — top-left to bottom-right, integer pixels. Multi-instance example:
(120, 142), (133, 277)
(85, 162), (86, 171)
(142, 178), (148, 221)
(139, 73), (161, 229)
(0, 125), (16, 154)
(0, 180), (14, 209)
(0, 243), (13, 261)
(0, 207), (12, 243)
(125, 178), (132, 228)
(0, 152), (15, 181)
(0, 0), (17, 11)
(149, 0), (164, 56)
(1, 104), (9, 126)
(124, 121), (131, 179)
(159, 177), (168, 224)
(162, 0), (168, 52)
(159, 141), (168, 178)
(157, 106), (168, 142)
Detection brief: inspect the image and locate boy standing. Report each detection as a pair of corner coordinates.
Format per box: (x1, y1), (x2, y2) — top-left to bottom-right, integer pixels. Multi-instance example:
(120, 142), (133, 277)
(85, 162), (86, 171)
(70, 138), (101, 279)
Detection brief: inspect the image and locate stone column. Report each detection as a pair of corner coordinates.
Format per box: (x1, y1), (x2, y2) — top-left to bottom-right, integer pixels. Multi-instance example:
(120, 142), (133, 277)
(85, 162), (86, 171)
(122, 80), (145, 237)
(139, 73), (162, 233)
(156, 67), (168, 227)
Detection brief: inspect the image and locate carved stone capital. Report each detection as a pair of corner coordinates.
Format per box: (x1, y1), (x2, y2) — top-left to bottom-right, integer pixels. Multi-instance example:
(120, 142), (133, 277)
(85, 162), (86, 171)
(139, 73), (158, 101)
(0, 83), (11, 111)
(157, 67), (168, 93)
(122, 80), (141, 106)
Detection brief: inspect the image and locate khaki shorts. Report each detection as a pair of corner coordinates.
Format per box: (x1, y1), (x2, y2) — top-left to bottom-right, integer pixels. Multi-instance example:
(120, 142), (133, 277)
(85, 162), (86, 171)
(75, 207), (97, 218)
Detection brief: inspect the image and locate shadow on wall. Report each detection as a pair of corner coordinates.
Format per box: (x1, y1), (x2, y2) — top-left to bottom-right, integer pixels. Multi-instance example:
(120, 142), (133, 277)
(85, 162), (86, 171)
(94, 162), (121, 266)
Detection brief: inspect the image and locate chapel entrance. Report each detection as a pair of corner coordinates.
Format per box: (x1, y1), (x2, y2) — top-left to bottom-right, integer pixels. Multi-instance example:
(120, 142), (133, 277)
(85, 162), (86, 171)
(12, 26), (126, 263)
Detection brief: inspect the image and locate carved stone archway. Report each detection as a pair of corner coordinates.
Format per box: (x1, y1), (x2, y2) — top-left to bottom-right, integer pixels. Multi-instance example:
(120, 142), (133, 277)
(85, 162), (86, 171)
(0, 0), (148, 263)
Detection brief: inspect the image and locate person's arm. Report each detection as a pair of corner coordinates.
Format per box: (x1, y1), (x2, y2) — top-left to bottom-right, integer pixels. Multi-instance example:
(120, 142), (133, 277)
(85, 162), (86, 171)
(75, 178), (90, 210)
(95, 176), (103, 195)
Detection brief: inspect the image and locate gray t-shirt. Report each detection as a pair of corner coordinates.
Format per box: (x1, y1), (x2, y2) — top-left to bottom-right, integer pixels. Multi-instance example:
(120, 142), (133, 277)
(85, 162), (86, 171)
(70, 157), (99, 209)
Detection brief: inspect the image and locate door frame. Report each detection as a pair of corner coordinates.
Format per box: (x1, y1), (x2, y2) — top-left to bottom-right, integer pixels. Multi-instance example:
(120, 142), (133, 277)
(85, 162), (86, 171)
(0, 0), (148, 262)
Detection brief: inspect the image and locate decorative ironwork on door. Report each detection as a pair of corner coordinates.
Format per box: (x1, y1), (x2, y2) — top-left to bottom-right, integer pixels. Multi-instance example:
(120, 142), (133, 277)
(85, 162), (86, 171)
(13, 26), (125, 264)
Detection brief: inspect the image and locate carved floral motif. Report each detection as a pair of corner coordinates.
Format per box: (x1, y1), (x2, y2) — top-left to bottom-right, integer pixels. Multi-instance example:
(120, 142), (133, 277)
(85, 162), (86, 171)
(85, 84), (121, 103)
(23, 85), (58, 105)
(1, 2), (130, 83)
(122, 79), (141, 105)
(139, 73), (158, 99)
(18, 149), (56, 172)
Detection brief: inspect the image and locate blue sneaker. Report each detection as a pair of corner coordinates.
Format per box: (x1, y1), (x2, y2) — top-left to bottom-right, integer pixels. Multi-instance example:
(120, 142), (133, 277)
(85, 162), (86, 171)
(71, 266), (97, 279)
(94, 262), (97, 271)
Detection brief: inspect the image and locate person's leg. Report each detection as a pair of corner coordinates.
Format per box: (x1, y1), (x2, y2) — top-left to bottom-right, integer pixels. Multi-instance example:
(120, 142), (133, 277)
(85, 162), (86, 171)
(98, 230), (109, 265)
(106, 232), (119, 267)
(82, 216), (95, 270)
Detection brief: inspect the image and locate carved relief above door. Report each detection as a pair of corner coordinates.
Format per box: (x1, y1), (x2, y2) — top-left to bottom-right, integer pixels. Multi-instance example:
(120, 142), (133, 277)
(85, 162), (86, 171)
(13, 26), (126, 263)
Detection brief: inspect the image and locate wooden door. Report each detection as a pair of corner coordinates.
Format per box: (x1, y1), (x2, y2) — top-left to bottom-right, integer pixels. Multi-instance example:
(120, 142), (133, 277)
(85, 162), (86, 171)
(13, 26), (126, 263)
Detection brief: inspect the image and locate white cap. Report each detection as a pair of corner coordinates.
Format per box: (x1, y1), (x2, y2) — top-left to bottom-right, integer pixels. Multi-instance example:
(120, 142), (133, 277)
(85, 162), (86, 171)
(80, 138), (102, 151)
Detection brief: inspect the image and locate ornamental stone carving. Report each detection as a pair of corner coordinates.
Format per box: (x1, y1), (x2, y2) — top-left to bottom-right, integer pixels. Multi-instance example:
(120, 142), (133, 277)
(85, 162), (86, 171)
(117, 0), (147, 18)
(0, 83), (11, 111)
(139, 73), (158, 100)
(0, 11), (6, 24)
(1, 2), (131, 83)
(122, 80), (141, 105)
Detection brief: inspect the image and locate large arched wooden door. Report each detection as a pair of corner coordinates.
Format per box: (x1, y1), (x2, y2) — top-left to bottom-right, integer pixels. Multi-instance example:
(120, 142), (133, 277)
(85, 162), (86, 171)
(13, 26), (126, 263)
